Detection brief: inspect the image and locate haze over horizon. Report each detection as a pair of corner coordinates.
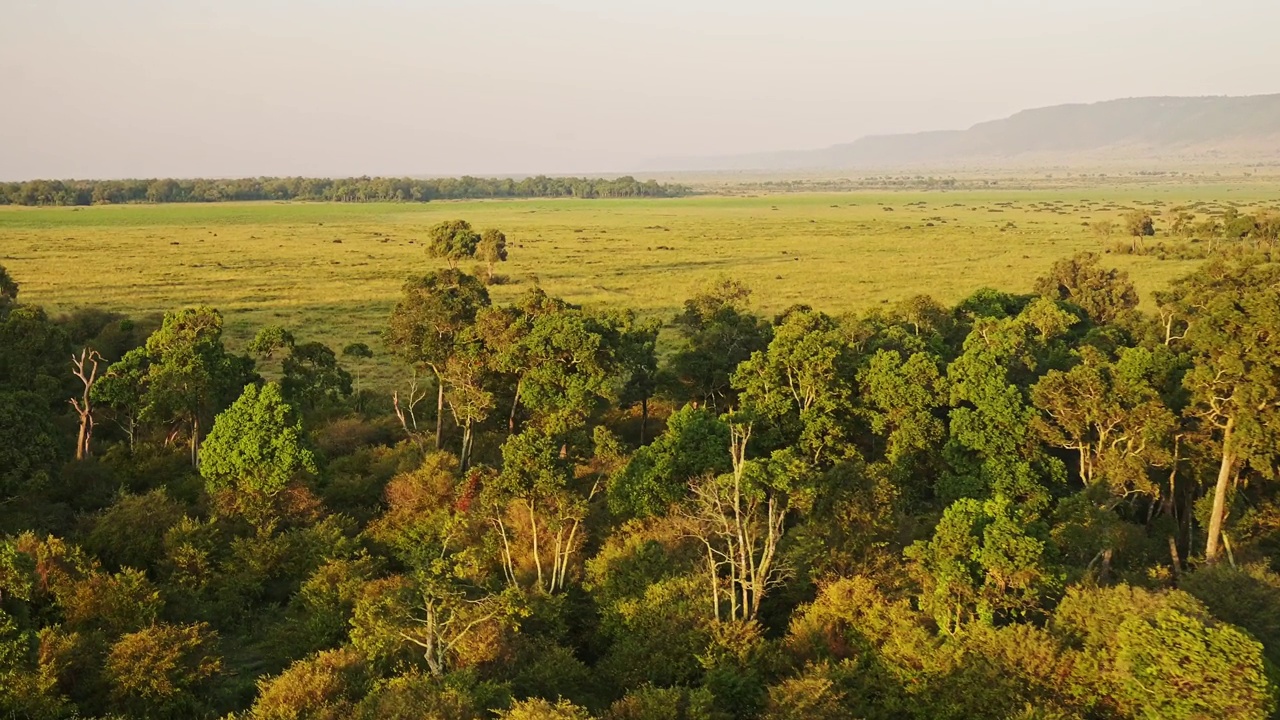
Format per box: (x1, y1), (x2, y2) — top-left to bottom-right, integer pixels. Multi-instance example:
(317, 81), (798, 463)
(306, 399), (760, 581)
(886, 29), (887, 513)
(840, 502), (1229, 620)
(3, 0), (1279, 181)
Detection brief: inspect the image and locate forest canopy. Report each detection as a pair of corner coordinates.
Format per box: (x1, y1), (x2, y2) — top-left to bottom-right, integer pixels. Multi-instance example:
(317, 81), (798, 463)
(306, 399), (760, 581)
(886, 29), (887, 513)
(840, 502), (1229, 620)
(1, 242), (1279, 720)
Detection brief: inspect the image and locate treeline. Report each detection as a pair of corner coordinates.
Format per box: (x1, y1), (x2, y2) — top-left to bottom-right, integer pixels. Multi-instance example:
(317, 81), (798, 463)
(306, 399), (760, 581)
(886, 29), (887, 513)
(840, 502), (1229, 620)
(1094, 206), (1280, 261)
(2, 245), (1280, 719)
(0, 175), (690, 206)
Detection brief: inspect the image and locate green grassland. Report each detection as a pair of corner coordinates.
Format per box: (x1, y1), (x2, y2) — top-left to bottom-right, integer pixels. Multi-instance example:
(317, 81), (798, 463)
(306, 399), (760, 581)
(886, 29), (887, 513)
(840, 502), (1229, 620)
(3, 181), (1278, 386)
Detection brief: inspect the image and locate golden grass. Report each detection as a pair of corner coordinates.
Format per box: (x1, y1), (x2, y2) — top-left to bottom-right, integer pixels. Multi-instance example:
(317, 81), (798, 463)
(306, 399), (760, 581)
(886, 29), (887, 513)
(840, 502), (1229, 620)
(3, 182), (1277, 388)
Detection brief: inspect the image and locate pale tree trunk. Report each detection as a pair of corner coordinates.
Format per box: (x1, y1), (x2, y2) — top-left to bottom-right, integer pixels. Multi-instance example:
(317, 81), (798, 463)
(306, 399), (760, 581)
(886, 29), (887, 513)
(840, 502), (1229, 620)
(528, 500), (543, 591)
(639, 396), (649, 445)
(435, 377), (445, 450)
(508, 378), (522, 434)
(1205, 417), (1236, 563)
(190, 415), (201, 467)
(69, 349), (103, 460)
(460, 421), (473, 472)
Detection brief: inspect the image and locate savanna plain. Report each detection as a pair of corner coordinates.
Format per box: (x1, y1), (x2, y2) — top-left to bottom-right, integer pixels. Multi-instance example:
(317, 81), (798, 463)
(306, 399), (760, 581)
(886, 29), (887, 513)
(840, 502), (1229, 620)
(7, 178), (1269, 385)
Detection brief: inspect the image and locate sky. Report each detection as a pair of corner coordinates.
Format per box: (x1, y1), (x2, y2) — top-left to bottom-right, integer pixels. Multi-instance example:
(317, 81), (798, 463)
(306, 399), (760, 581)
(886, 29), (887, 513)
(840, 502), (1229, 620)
(2, 0), (1278, 180)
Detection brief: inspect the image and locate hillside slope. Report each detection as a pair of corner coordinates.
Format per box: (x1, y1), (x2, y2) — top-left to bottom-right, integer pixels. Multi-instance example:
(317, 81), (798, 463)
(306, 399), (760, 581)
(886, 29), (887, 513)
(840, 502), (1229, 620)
(655, 94), (1280, 171)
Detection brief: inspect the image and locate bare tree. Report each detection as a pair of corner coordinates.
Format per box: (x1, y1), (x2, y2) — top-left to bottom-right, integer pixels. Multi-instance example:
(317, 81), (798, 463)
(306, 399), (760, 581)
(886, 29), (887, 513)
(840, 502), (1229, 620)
(393, 368), (431, 452)
(69, 348), (104, 460)
(680, 419), (789, 622)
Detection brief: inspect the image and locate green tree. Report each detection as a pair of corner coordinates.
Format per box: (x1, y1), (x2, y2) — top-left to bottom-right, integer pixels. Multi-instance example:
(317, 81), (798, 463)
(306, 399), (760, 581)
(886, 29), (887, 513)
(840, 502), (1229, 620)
(199, 382), (317, 500)
(476, 228), (509, 283)
(0, 391), (60, 500)
(943, 298), (1076, 505)
(341, 342), (375, 403)
(859, 349), (948, 505)
(1052, 585), (1275, 720)
(97, 307), (255, 465)
(906, 495), (1061, 632)
(670, 279), (771, 410)
(1031, 345), (1179, 497)
(1164, 262), (1280, 562)
(1032, 252), (1139, 325)
(385, 269), (491, 449)
(731, 308), (857, 465)
(428, 220), (481, 269)
(0, 264), (17, 317)
(250, 327), (352, 411)
(1123, 210), (1155, 253)
(608, 405), (731, 518)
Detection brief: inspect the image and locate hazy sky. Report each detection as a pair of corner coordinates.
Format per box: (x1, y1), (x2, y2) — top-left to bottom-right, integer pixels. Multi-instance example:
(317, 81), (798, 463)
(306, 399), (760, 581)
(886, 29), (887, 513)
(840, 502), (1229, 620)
(2, 0), (1278, 179)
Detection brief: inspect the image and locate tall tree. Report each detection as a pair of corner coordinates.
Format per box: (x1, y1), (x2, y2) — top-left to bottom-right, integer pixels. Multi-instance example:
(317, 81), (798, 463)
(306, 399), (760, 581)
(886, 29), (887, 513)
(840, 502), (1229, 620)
(69, 348), (105, 460)
(670, 279), (771, 410)
(1165, 262), (1280, 562)
(96, 307), (253, 465)
(732, 308), (857, 466)
(385, 270), (490, 450)
(1032, 345), (1180, 498)
(476, 229), (509, 284)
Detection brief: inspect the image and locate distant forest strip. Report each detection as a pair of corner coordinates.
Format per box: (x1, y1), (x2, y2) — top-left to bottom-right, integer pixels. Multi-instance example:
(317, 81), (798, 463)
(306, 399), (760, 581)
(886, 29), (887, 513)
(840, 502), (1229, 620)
(0, 175), (692, 206)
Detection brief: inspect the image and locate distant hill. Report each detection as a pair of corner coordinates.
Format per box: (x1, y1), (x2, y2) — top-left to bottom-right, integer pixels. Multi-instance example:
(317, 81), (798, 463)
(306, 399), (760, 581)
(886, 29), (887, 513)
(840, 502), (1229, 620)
(652, 95), (1280, 172)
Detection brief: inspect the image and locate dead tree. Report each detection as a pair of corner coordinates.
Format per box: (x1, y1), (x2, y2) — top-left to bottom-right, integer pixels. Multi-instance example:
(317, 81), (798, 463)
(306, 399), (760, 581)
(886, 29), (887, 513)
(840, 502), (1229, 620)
(681, 419), (790, 622)
(69, 348), (104, 460)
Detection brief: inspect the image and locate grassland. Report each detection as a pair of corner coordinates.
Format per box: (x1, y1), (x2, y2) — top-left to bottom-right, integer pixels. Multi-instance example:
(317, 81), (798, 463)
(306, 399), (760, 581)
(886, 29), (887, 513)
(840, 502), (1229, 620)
(3, 180), (1278, 387)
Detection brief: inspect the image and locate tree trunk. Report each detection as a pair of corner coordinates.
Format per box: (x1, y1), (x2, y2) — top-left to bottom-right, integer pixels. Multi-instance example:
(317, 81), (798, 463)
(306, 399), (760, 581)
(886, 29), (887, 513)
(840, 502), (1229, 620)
(528, 500), (543, 591)
(1205, 417), (1236, 563)
(508, 378), (522, 434)
(75, 417), (89, 461)
(190, 415), (201, 467)
(639, 396), (648, 445)
(435, 379), (445, 450)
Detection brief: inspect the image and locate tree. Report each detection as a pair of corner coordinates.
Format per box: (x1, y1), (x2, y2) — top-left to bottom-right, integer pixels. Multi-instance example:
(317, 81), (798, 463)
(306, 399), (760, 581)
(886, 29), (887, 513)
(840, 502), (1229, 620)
(0, 391), (60, 500)
(250, 327), (352, 411)
(1123, 210), (1155, 253)
(441, 339), (494, 471)
(1032, 252), (1138, 325)
(199, 382), (317, 500)
(0, 264), (17, 317)
(906, 494), (1061, 632)
(499, 698), (595, 720)
(610, 313), (661, 444)
(342, 342), (374, 402)
(1165, 262), (1280, 562)
(351, 575), (515, 677)
(608, 405), (731, 518)
(486, 429), (593, 593)
(680, 417), (791, 622)
(90, 346), (149, 450)
(385, 270), (491, 450)
(1031, 345), (1178, 498)
(428, 220), (481, 269)
(1089, 219), (1115, 245)
(476, 229), (509, 283)
(104, 622), (222, 719)
(731, 308), (857, 465)
(670, 279), (771, 410)
(101, 307), (255, 465)
(69, 348), (105, 460)
(859, 349), (948, 504)
(943, 298), (1076, 504)
(1052, 585), (1274, 720)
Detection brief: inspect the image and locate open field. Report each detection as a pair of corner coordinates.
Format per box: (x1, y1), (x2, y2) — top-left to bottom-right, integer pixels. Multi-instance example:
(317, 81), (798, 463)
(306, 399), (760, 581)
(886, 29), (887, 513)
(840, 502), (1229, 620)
(3, 181), (1279, 386)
